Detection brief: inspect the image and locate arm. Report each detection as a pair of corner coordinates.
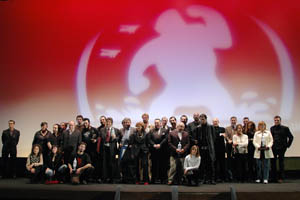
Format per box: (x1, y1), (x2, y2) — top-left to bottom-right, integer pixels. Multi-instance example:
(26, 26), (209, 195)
(168, 133), (177, 152)
(182, 133), (190, 153)
(1, 131), (5, 145)
(186, 157), (201, 171)
(26, 156), (32, 171)
(286, 127), (294, 148)
(253, 132), (260, 149)
(148, 132), (155, 146)
(267, 132), (273, 148)
(238, 135), (248, 148)
(16, 131), (20, 145)
(35, 154), (44, 167)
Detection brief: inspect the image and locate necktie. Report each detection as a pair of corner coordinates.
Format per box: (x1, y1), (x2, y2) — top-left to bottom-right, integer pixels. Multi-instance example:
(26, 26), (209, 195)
(97, 137), (102, 153)
(106, 128), (111, 143)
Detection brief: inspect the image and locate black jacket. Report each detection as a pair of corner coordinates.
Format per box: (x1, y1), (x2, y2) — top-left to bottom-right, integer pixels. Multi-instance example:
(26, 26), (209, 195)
(148, 128), (168, 150)
(213, 126), (226, 154)
(2, 129), (20, 153)
(45, 152), (64, 171)
(129, 131), (149, 157)
(270, 125), (294, 149)
(196, 123), (216, 161)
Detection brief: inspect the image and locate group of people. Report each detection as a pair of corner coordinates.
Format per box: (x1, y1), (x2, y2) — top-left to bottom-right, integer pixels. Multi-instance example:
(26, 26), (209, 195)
(1, 113), (294, 186)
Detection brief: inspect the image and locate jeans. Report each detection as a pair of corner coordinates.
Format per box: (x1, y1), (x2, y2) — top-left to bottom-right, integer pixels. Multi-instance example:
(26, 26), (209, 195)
(256, 159), (270, 181)
(45, 164), (68, 179)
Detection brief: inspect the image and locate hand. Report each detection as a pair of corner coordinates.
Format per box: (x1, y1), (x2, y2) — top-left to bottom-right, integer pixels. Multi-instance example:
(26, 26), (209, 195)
(76, 168), (81, 175)
(157, 144), (161, 149)
(233, 143), (238, 147)
(120, 144), (123, 148)
(69, 168), (73, 174)
(194, 140), (198, 144)
(30, 168), (35, 174)
(228, 140), (233, 144)
(180, 149), (185, 154)
(176, 149), (181, 153)
(92, 139), (97, 143)
(184, 169), (188, 175)
(265, 147), (270, 150)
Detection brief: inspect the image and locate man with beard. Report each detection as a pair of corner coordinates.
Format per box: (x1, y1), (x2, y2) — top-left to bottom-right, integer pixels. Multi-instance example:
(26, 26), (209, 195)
(196, 114), (216, 184)
(187, 113), (201, 147)
(47, 124), (63, 151)
(169, 116), (177, 131)
(68, 142), (94, 185)
(62, 121), (82, 164)
(100, 117), (120, 183)
(161, 117), (170, 131)
(33, 122), (52, 162)
(148, 119), (168, 184)
(168, 122), (190, 185)
(212, 118), (226, 182)
(75, 115), (85, 133)
(180, 115), (189, 132)
(119, 118), (136, 183)
(94, 115), (106, 183)
(225, 116), (237, 181)
(1, 120), (20, 178)
(142, 113), (153, 133)
(81, 118), (98, 182)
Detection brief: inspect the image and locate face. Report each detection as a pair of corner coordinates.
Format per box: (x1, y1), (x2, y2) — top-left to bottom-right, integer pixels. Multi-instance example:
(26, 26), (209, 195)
(69, 121), (75, 130)
(41, 124), (48, 131)
(191, 147), (197, 156)
(52, 146), (58, 154)
(8, 121), (15, 129)
(107, 120), (112, 127)
(60, 123), (66, 130)
(243, 118), (249, 125)
(177, 123), (185, 132)
(200, 116), (207, 125)
(142, 114), (149, 123)
(161, 117), (168, 126)
(169, 118), (176, 126)
(154, 120), (161, 129)
(84, 120), (90, 128)
(124, 120), (131, 129)
(231, 117), (237, 126)
(100, 117), (106, 126)
(78, 144), (86, 152)
(274, 117), (281, 126)
(193, 113), (200, 121)
(33, 146), (39, 154)
(237, 126), (243, 134)
(136, 125), (143, 132)
(77, 117), (83, 125)
(53, 125), (59, 133)
(180, 116), (187, 124)
(258, 123), (266, 131)
(212, 119), (219, 127)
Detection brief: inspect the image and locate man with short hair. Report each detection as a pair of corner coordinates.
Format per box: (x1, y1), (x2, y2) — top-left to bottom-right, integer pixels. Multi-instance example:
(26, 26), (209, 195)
(169, 116), (177, 131)
(75, 115), (84, 132)
(180, 115), (189, 132)
(1, 120), (20, 178)
(168, 122), (190, 185)
(225, 116), (237, 181)
(142, 113), (153, 133)
(187, 113), (201, 147)
(270, 116), (294, 183)
(68, 142), (94, 185)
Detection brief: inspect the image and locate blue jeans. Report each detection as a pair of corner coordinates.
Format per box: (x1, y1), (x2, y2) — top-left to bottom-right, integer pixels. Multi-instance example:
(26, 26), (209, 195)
(45, 164), (67, 178)
(256, 159), (270, 180)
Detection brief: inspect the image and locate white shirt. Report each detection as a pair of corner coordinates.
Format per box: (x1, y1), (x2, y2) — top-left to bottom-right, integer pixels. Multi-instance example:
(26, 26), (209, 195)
(184, 154), (201, 171)
(233, 134), (248, 154)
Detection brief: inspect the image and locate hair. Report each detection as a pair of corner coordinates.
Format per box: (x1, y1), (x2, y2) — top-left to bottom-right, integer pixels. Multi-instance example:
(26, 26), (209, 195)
(236, 124), (243, 133)
(154, 118), (161, 122)
(245, 121), (256, 134)
(40, 122), (48, 127)
(122, 117), (131, 124)
(142, 113), (149, 118)
(79, 142), (87, 147)
(51, 145), (60, 154)
(169, 116), (177, 121)
(83, 118), (90, 123)
(274, 115), (281, 120)
(106, 117), (113, 124)
(135, 122), (145, 132)
(257, 121), (267, 132)
(190, 145), (200, 157)
(200, 113), (207, 119)
(180, 115), (188, 121)
(76, 115), (84, 120)
(8, 120), (15, 124)
(31, 144), (42, 156)
(230, 116), (237, 120)
(100, 115), (106, 120)
(243, 117), (249, 120)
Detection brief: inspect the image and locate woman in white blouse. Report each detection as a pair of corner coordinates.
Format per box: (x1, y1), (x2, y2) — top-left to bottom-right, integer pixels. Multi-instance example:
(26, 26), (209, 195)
(253, 121), (274, 184)
(233, 124), (248, 182)
(184, 145), (201, 186)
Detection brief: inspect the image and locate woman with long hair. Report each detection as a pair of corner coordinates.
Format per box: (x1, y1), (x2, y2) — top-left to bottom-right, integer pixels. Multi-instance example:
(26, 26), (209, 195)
(184, 145), (201, 186)
(244, 121), (256, 182)
(253, 121), (274, 184)
(26, 144), (44, 183)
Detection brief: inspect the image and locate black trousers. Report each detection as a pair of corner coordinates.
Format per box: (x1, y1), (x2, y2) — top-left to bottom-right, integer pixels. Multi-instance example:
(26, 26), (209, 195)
(135, 151), (149, 183)
(27, 166), (43, 183)
(200, 149), (215, 182)
(103, 146), (118, 181)
(247, 143), (256, 181)
(225, 143), (233, 180)
(120, 149), (135, 183)
(2, 150), (17, 177)
(271, 148), (287, 181)
(186, 169), (199, 184)
(151, 149), (167, 183)
(215, 151), (226, 181)
(235, 153), (247, 182)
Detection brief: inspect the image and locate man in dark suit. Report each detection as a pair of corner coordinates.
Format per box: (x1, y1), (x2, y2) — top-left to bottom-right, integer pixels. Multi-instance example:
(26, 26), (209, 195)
(187, 113), (201, 147)
(168, 122), (190, 185)
(62, 121), (82, 164)
(1, 120), (20, 178)
(148, 118), (168, 184)
(196, 114), (216, 184)
(270, 115), (294, 183)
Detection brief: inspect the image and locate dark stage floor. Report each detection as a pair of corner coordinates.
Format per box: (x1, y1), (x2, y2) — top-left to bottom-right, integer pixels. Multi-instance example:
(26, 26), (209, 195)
(0, 178), (300, 200)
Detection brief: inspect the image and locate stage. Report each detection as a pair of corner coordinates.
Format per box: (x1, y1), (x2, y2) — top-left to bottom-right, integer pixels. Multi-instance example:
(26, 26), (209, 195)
(0, 178), (299, 200)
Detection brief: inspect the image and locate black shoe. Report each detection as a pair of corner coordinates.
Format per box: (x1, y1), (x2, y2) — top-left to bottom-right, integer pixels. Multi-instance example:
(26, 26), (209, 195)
(82, 180), (88, 185)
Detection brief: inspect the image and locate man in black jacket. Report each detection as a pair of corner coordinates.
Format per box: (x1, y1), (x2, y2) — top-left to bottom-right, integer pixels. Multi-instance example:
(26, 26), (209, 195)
(1, 120), (20, 178)
(187, 113), (201, 148)
(270, 116), (294, 183)
(196, 114), (216, 184)
(148, 119), (168, 184)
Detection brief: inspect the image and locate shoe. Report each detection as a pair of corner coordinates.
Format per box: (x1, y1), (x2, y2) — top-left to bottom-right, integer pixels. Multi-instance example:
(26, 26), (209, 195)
(97, 179), (102, 184)
(136, 182), (140, 185)
(167, 181), (172, 185)
(144, 182), (149, 185)
(82, 180), (88, 185)
(255, 179), (261, 183)
(278, 179), (283, 183)
(263, 180), (268, 184)
(211, 180), (216, 185)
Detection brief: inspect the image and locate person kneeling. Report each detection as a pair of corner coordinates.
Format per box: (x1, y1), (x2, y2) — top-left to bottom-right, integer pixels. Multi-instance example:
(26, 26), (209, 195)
(26, 144), (44, 183)
(45, 145), (68, 184)
(184, 145), (201, 186)
(68, 142), (94, 185)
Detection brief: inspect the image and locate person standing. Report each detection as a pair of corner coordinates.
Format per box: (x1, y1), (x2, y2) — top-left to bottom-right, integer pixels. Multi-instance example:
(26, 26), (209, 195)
(32, 122), (51, 162)
(253, 121), (273, 184)
(270, 116), (293, 183)
(225, 116), (237, 181)
(244, 121), (256, 182)
(1, 120), (20, 178)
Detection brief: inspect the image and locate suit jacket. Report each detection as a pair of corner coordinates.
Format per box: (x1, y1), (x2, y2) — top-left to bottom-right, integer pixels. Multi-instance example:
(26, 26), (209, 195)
(62, 129), (82, 155)
(168, 130), (190, 158)
(148, 128), (168, 147)
(187, 121), (201, 146)
(270, 125), (294, 149)
(195, 124), (216, 161)
(1, 129), (20, 153)
(100, 126), (120, 156)
(119, 127), (135, 146)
